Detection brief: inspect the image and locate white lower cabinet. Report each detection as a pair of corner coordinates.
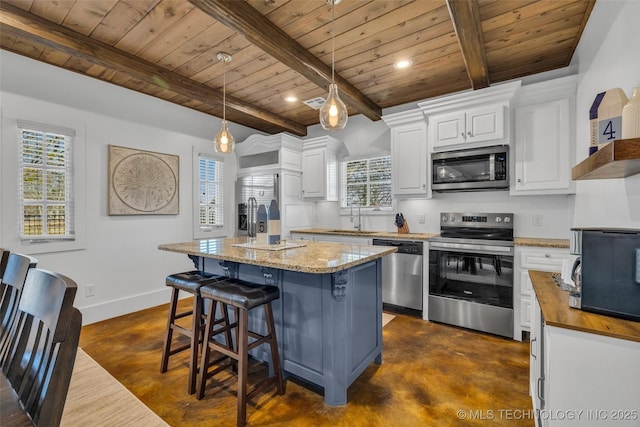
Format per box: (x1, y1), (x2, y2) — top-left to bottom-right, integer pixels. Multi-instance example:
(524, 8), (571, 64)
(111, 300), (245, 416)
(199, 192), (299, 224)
(514, 246), (577, 341)
(530, 292), (640, 427)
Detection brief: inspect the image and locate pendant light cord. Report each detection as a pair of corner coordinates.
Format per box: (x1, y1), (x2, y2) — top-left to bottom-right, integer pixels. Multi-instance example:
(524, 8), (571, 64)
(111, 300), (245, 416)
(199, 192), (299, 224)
(331, 3), (335, 84)
(222, 60), (226, 121)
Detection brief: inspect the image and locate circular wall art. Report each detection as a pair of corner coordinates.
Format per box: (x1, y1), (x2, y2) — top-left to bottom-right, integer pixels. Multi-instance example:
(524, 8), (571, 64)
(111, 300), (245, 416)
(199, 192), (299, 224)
(108, 145), (179, 215)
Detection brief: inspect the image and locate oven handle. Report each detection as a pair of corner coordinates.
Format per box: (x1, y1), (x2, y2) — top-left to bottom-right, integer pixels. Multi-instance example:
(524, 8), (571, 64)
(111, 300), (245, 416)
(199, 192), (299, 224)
(429, 241), (514, 256)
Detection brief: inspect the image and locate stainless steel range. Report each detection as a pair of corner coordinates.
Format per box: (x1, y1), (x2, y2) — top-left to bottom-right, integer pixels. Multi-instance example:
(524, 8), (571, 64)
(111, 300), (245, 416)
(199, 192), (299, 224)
(428, 212), (514, 338)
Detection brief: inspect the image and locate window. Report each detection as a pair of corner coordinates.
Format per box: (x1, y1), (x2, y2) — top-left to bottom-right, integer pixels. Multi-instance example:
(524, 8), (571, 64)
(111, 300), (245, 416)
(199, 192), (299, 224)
(198, 155), (224, 230)
(341, 156), (392, 208)
(18, 121), (75, 241)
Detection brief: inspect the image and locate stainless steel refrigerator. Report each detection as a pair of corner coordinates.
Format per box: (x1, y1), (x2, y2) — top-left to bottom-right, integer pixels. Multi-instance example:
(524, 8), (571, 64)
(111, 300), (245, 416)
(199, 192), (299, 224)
(236, 173), (279, 237)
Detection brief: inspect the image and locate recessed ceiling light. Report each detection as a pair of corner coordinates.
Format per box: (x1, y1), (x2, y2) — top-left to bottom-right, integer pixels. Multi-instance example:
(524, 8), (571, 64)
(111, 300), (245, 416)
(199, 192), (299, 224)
(283, 95), (298, 103)
(394, 60), (413, 70)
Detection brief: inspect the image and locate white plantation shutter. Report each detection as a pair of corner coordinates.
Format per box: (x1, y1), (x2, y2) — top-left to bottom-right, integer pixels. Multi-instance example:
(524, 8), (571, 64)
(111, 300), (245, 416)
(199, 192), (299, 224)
(17, 120), (75, 241)
(341, 155), (392, 208)
(198, 155), (224, 228)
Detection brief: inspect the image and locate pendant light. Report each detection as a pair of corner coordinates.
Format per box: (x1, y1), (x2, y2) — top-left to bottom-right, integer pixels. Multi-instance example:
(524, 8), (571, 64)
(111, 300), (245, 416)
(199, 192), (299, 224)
(213, 52), (235, 153)
(319, 0), (348, 130)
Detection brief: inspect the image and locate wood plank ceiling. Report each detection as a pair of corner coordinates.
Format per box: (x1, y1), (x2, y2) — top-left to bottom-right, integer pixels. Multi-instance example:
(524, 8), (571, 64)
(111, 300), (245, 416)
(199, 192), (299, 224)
(0, 0), (595, 137)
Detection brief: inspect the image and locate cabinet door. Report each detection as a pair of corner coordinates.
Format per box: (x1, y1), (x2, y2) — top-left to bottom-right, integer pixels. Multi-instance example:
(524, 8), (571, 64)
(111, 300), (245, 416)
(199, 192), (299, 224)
(429, 111), (466, 149)
(513, 99), (572, 194)
(391, 122), (428, 195)
(530, 293), (545, 423)
(465, 104), (505, 143)
(302, 148), (326, 198)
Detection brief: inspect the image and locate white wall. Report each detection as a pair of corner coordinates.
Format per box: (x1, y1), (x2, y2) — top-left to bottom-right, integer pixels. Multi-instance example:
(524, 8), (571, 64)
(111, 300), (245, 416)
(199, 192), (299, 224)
(0, 51), (260, 324)
(572, 0), (640, 228)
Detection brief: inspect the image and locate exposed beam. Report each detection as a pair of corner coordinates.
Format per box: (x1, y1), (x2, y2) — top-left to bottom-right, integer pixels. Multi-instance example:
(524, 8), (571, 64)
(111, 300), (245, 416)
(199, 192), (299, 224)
(0, 2), (307, 136)
(188, 0), (382, 122)
(446, 0), (490, 90)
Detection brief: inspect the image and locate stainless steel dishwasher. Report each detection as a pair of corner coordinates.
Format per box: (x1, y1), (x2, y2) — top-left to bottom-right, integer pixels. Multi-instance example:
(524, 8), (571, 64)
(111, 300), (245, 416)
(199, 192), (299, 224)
(372, 239), (423, 316)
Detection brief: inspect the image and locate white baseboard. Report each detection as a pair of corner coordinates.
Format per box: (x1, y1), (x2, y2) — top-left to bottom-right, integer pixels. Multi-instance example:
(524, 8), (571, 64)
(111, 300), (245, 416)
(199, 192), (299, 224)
(78, 288), (174, 325)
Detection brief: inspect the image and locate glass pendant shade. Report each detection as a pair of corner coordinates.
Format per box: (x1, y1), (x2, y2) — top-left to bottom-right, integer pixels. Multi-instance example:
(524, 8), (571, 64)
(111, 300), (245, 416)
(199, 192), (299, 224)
(320, 83), (348, 130)
(213, 52), (234, 153)
(214, 120), (235, 153)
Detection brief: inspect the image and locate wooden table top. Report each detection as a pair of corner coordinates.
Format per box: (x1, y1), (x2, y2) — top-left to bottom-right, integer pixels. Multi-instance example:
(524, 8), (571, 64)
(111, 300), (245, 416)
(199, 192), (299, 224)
(529, 270), (640, 343)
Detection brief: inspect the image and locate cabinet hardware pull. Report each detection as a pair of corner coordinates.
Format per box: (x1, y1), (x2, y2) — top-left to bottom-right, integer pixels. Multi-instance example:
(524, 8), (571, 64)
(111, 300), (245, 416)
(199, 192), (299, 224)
(530, 337), (537, 359)
(537, 377), (545, 406)
(467, 131), (472, 137)
(517, 178), (522, 183)
(461, 132), (465, 138)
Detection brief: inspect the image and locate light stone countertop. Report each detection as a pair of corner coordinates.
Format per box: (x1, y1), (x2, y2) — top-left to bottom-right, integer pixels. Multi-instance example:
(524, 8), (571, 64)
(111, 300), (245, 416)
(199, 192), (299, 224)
(291, 228), (437, 241)
(513, 237), (569, 248)
(292, 229), (569, 248)
(158, 237), (397, 274)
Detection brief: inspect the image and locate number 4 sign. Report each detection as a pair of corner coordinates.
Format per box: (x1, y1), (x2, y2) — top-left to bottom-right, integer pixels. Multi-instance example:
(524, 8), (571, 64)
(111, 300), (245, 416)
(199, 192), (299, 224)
(599, 116), (623, 142)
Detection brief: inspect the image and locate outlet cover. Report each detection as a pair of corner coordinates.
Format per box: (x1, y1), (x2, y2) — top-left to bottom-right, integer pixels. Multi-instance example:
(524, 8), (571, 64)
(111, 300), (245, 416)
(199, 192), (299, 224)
(86, 284), (96, 297)
(533, 215), (543, 227)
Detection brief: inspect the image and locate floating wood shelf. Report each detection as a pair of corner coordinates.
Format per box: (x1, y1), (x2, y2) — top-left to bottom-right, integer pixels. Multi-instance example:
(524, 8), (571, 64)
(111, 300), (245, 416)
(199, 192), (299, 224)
(572, 138), (640, 180)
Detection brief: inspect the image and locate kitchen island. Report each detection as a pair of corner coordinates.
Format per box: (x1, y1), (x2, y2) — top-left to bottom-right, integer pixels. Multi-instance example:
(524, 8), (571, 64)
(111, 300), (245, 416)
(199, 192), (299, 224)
(158, 238), (397, 406)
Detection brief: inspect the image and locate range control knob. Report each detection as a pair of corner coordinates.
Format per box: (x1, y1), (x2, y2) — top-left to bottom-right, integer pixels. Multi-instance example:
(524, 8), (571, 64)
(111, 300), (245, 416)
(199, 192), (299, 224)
(504, 216), (511, 223)
(495, 216), (502, 223)
(450, 216), (456, 222)
(441, 215), (448, 222)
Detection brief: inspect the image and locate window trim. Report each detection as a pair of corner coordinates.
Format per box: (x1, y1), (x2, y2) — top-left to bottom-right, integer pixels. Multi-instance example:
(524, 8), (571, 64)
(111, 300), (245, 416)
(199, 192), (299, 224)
(1, 116), (86, 255)
(192, 149), (227, 239)
(18, 120), (76, 242)
(339, 154), (396, 216)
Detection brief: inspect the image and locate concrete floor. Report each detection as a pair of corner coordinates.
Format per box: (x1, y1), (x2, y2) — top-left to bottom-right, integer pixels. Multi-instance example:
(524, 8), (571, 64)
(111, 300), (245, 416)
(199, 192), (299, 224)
(80, 299), (533, 426)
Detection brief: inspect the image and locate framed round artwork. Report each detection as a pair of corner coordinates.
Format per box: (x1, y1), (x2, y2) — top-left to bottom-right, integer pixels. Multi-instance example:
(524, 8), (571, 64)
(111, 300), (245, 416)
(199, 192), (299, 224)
(108, 145), (179, 215)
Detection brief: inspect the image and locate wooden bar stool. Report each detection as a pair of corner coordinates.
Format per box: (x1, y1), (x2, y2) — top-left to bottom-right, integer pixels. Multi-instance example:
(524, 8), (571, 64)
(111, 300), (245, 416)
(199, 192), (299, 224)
(160, 270), (228, 395)
(197, 279), (284, 427)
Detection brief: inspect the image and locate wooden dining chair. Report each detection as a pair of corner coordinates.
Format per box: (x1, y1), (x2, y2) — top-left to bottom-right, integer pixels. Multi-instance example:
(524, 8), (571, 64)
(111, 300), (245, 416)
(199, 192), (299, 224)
(1, 268), (81, 427)
(0, 248), (9, 280)
(0, 253), (38, 359)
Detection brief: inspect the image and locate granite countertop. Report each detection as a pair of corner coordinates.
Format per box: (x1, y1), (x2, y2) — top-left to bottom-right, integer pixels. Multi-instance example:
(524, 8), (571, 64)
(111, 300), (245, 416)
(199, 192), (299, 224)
(158, 237), (397, 274)
(291, 229), (568, 248)
(514, 237), (569, 248)
(529, 270), (640, 343)
(291, 228), (437, 241)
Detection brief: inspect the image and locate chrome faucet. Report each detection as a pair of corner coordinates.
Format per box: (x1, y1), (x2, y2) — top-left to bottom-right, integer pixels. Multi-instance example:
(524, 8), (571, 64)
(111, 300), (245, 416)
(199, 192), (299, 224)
(351, 197), (362, 231)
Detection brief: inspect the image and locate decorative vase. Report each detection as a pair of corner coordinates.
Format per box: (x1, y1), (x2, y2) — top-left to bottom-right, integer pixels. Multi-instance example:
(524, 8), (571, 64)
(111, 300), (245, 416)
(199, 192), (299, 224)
(622, 87), (640, 139)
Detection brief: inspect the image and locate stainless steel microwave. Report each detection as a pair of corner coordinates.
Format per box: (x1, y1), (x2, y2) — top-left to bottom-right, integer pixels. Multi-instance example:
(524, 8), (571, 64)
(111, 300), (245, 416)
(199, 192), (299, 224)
(432, 145), (509, 192)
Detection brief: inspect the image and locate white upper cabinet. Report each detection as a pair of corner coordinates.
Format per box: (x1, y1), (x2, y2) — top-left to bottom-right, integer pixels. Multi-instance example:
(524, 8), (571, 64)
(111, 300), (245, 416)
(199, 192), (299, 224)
(419, 81), (520, 152)
(301, 136), (342, 201)
(383, 109), (429, 197)
(429, 104), (506, 149)
(511, 75), (577, 195)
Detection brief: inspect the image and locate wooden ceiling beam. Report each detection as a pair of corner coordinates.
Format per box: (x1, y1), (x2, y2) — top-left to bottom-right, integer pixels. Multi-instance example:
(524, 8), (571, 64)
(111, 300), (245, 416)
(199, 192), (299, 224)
(0, 2), (307, 136)
(187, 0), (382, 122)
(446, 0), (490, 90)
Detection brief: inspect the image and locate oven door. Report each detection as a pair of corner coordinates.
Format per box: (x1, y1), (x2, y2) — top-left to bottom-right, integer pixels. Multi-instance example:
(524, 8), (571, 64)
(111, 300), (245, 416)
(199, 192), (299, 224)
(428, 240), (514, 337)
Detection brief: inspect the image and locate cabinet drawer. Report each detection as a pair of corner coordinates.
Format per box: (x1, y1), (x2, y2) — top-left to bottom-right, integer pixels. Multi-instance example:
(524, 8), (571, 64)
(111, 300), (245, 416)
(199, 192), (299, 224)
(519, 247), (574, 272)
